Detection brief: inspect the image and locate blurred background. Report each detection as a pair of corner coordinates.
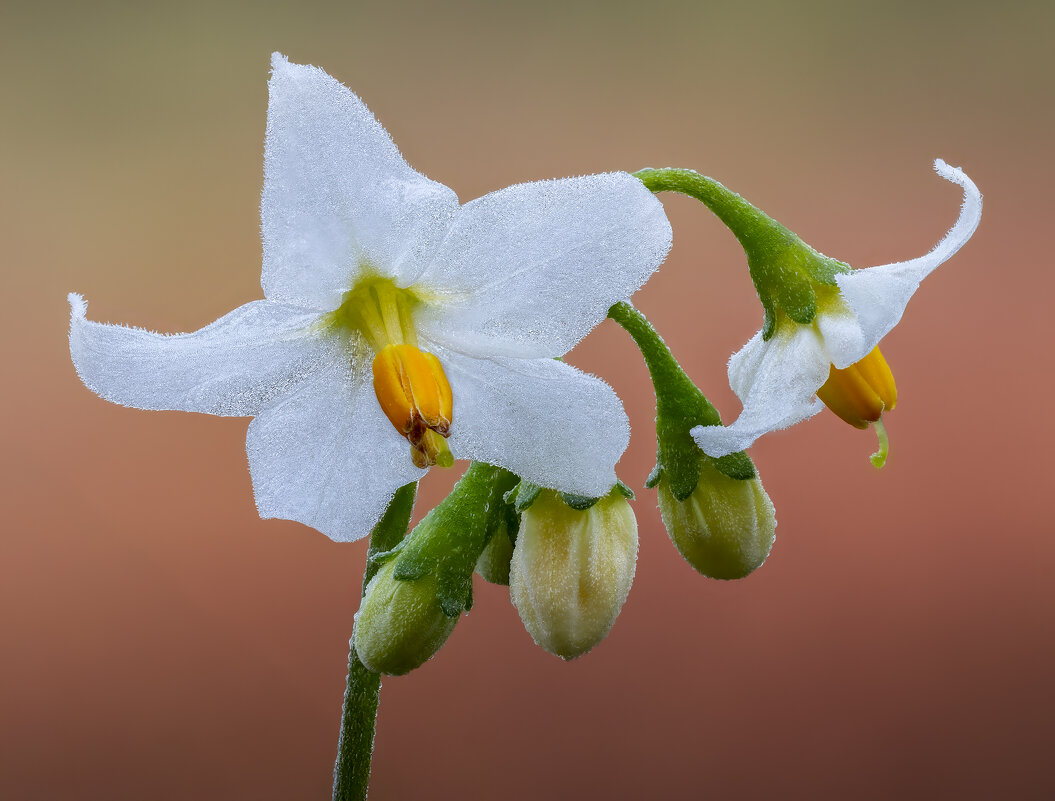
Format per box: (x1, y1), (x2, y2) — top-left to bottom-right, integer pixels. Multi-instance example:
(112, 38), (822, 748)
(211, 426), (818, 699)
(3, 1), (1053, 798)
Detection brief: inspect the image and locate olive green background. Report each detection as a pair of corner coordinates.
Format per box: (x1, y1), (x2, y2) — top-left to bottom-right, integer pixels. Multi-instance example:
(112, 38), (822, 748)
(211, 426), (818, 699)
(3, 1), (1053, 798)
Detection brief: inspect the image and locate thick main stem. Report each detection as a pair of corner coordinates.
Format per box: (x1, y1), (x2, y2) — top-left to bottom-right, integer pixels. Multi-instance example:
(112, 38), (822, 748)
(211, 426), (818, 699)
(332, 482), (418, 801)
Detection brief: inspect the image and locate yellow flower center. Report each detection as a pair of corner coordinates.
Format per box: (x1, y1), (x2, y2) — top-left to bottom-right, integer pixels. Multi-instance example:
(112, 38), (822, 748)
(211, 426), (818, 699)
(816, 345), (897, 429)
(323, 276), (454, 468)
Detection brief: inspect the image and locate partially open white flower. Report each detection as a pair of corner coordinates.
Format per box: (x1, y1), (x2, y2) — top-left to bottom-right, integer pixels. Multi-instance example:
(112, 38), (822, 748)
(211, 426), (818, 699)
(69, 54), (671, 542)
(692, 160), (981, 459)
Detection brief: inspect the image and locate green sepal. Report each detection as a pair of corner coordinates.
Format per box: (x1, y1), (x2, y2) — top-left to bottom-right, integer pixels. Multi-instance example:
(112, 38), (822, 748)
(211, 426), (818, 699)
(558, 492), (601, 511)
(503, 502), (520, 548)
(475, 518), (516, 585)
(645, 464), (664, 489)
(507, 480), (543, 513)
(712, 450), (756, 481)
(473, 469), (522, 586)
(365, 544), (403, 573)
(521, 479), (637, 513)
(389, 462), (517, 618)
(361, 482), (417, 590)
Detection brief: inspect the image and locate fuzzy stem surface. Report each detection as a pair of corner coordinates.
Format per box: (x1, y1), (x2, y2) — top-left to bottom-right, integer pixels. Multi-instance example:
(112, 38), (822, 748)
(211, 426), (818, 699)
(332, 482), (417, 801)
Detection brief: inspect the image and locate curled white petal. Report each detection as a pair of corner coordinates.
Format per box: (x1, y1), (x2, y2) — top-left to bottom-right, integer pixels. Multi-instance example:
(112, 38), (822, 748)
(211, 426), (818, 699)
(246, 359), (423, 542)
(832, 159), (982, 367)
(692, 326), (827, 458)
(415, 173), (672, 359)
(68, 293), (336, 416)
(431, 345), (629, 496)
(262, 53), (458, 311)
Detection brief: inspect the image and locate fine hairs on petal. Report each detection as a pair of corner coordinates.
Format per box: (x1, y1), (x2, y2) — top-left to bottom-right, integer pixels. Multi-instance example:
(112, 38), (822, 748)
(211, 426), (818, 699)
(69, 293), (342, 417)
(434, 345), (629, 497)
(834, 159), (982, 359)
(68, 291), (87, 321)
(262, 52), (459, 309)
(931, 159), (984, 267)
(692, 326), (827, 458)
(414, 172), (672, 360)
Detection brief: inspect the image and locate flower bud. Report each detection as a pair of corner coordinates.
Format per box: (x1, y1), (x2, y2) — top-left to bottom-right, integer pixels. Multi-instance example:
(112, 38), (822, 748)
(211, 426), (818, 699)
(657, 459), (776, 580)
(353, 560), (458, 676)
(510, 488), (638, 660)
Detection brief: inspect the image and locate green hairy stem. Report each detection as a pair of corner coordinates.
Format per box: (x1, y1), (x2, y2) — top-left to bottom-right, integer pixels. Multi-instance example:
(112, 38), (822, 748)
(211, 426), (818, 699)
(332, 482), (418, 801)
(607, 301), (755, 498)
(633, 167), (847, 339)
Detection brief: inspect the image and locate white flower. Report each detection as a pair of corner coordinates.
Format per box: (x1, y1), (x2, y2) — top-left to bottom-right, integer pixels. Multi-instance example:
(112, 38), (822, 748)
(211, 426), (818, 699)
(69, 54), (671, 542)
(692, 160), (981, 458)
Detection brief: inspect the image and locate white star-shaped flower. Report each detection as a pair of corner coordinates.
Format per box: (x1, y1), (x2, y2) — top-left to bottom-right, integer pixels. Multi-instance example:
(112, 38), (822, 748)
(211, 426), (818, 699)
(692, 160), (981, 459)
(69, 54), (671, 541)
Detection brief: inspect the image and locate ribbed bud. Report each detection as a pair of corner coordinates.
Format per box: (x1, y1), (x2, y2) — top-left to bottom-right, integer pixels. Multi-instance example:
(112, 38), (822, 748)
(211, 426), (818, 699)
(510, 489), (638, 660)
(353, 560), (458, 676)
(657, 460), (776, 580)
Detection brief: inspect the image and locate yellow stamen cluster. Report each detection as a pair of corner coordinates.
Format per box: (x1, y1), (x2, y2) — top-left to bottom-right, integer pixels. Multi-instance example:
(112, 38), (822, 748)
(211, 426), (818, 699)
(373, 344), (454, 468)
(816, 346), (897, 429)
(326, 276), (455, 468)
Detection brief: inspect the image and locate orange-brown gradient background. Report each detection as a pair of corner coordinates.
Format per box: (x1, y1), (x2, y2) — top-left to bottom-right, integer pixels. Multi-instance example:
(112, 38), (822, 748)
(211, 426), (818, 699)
(3, 2), (1053, 798)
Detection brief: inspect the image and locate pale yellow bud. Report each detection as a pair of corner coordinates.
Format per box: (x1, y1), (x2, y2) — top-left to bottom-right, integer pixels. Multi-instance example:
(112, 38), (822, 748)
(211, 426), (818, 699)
(353, 560), (458, 676)
(510, 489), (638, 660)
(657, 460), (776, 580)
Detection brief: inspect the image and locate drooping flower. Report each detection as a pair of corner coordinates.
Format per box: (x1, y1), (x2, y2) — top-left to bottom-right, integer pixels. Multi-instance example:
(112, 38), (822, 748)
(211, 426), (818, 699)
(68, 54), (672, 542)
(691, 160), (981, 462)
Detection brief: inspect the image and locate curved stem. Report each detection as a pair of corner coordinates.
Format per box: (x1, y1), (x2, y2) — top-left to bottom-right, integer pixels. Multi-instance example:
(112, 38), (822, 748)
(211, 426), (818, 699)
(332, 482), (418, 801)
(607, 301), (718, 427)
(632, 167), (791, 253)
(608, 302), (755, 495)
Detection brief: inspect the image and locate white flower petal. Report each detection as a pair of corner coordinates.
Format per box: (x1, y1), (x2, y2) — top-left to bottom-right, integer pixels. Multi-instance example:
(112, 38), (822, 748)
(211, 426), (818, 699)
(430, 345), (629, 496)
(415, 173), (671, 359)
(246, 359), (423, 542)
(813, 296), (867, 371)
(262, 54), (458, 310)
(68, 293), (336, 416)
(832, 159), (982, 366)
(692, 326), (827, 458)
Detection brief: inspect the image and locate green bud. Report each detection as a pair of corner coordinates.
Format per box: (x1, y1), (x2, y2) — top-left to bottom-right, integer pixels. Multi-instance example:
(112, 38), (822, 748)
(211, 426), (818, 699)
(510, 488), (638, 660)
(353, 560), (458, 676)
(657, 459), (776, 580)
(475, 515), (516, 586)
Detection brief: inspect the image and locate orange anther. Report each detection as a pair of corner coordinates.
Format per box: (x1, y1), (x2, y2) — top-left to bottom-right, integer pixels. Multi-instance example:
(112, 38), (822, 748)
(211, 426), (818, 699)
(372, 344), (454, 464)
(816, 346), (897, 429)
